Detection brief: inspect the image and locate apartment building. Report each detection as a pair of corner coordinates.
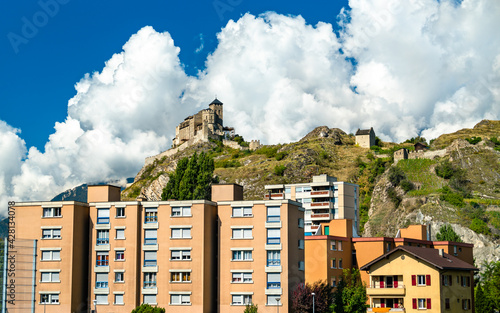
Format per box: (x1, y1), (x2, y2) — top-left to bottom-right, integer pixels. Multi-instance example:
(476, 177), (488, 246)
(216, 184), (305, 312)
(11, 183), (304, 313)
(360, 245), (476, 312)
(264, 174), (359, 236)
(12, 201), (90, 313)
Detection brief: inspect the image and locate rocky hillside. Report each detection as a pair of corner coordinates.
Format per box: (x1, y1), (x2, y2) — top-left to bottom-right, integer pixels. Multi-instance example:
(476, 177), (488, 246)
(124, 120), (500, 268)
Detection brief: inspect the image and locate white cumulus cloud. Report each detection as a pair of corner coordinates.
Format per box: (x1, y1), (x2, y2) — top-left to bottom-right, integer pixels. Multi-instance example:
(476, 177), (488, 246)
(1, 0), (500, 213)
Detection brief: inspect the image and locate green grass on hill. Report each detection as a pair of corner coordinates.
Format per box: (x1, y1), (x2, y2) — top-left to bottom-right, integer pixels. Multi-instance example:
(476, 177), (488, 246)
(396, 159), (445, 196)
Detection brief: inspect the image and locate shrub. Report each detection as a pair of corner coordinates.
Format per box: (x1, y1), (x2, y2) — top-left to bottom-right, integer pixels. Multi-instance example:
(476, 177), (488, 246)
(400, 180), (415, 192)
(387, 167), (405, 186)
(275, 151), (288, 161)
(319, 150), (328, 159)
(214, 159), (241, 168)
(274, 165), (286, 176)
(255, 146), (279, 158)
(244, 303), (258, 313)
(387, 187), (402, 208)
(470, 218), (491, 235)
(436, 224), (462, 242)
(435, 160), (455, 179)
(234, 135), (249, 147)
(440, 191), (465, 207)
(465, 136), (482, 145)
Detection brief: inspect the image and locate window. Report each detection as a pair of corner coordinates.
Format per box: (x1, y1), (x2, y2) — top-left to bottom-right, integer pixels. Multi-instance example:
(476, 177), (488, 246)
(462, 299), (471, 310)
(171, 272), (191, 282)
(415, 275), (430, 286)
(331, 241), (336, 250)
(267, 228), (280, 244)
(144, 272), (157, 288)
(298, 218), (304, 228)
(232, 295), (252, 305)
(172, 206), (191, 217)
(170, 294), (190, 305)
(299, 261), (305, 271)
(267, 206), (280, 222)
(97, 209), (110, 224)
(418, 298), (426, 309)
(232, 272), (252, 283)
(116, 228), (125, 240)
(144, 229), (157, 245)
(40, 271), (59, 282)
(232, 250), (252, 261)
(96, 273), (108, 288)
(232, 228), (252, 239)
(338, 241), (342, 251)
(114, 294), (124, 305)
(144, 251), (157, 267)
(442, 275), (452, 286)
(96, 252), (109, 266)
(232, 206), (253, 217)
(145, 207), (158, 223)
(41, 250), (60, 261)
(40, 294), (59, 304)
(95, 294), (108, 305)
(445, 298), (450, 310)
(267, 250), (280, 266)
(298, 239), (304, 249)
(461, 276), (471, 287)
(115, 250), (125, 261)
(267, 295), (281, 305)
(143, 294), (156, 305)
(42, 228), (61, 239)
(171, 228), (191, 239)
(339, 258), (343, 269)
(43, 207), (61, 217)
(116, 207), (125, 217)
(331, 258), (336, 269)
(171, 250), (191, 261)
(386, 242), (392, 252)
(96, 230), (109, 245)
(267, 273), (281, 289)
(453, 245), (458, 256)
(115, 272), (124, 283)
(285, 187), (291, 194)
(331, 277), (336, 287)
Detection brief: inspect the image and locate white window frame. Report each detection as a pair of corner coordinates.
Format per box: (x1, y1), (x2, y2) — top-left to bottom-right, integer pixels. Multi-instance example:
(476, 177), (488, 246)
(115, 250), (125, 261)
(170, 294), (191, 305)
(40, 293), (59, 304)
(143, 294), (156, 305)
(116, 207), (125, 217)
(232, 207), (253, 217)
(114, 272), (124, 283)
(232, 250), (252, 261)
(170, 271), (191, 283)
(41, 250), (61, 261)
(232, 228), (253, 239)
(40, 271), (60, 283)
(232, 272), (253, 283)
(95, 294), (108, 305)
(114, 294), (124, 305)
(42, 228), (61, 239)
(232, 294), (252, 305)
(171, 228), (191, 239)
(172, 206), (192, 217)
(267, 295), (281, 305)
(116, 228), (125, 240)
(418, 298), (426, 309)
(171, 250), (191, 261)
(417, 275), (426, 286)
(43, 207), (61, 218)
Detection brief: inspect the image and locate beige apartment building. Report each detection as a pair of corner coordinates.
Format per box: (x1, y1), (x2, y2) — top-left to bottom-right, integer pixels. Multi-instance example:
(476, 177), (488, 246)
(12, 201), (90, 313)
(264, 174), (359, 236)
(11, 183), (304, 313)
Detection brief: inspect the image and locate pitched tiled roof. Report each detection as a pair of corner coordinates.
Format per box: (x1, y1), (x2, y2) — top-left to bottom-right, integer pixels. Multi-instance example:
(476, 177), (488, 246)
(210, 98), (223, 105)
(360, 245), (477, 271)
(355, 128), (372, 135)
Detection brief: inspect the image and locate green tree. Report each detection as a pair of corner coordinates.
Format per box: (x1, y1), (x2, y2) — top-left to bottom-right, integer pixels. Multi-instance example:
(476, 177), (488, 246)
(161, 152), (216, 201)
(131, 304), (165, 313)
(470, 218), (491, 235)
(435, 160), (455, 179)
(291, 280), (333, 313)
(243, 303), (258, 313)
(331, 269), (368, 313)
(436, 224), (462, 242)
(475, 283), (494, 313)
(478, 261), (500, 311)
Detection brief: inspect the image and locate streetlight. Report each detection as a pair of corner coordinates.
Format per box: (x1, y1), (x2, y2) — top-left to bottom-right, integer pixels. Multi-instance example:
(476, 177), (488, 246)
(276, 297), (280, 313)
(311, 292), (315, 313)
(93, 299), (97, 313)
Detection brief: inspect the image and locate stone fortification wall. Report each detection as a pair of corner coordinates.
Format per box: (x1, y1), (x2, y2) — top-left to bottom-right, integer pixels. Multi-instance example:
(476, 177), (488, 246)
(407, 149), (447, 160)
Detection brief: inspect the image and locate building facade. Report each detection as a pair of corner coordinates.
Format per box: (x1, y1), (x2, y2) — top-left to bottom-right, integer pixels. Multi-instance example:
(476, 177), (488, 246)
(12, 183), (304, 313)
(355, 127), (376, 148)
(264, 174), (359, 236)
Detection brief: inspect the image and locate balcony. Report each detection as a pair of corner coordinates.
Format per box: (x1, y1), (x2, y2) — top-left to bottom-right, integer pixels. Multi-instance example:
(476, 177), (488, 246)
(96, 238), (109, 245)
(310, 202), (332, 209)
(143, 281), (157, 288)
(267, 237), (281, 245)
(267, 259), (281, 266)
(267, 282), (281, 289)
(367, 285), (405, 296)
(310, 190), (333, 197)
(310, 213), (332, 221)
(265, 193), (285, 200)
(367, 309), (405, 312)
(97, 217), (109, 224)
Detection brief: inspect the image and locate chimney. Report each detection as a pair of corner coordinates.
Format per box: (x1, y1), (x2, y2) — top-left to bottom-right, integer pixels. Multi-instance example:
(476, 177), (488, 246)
(439, 249), (445, 257)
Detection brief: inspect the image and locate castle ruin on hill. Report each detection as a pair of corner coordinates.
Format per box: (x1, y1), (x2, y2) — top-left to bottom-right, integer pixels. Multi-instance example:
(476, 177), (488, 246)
(144, 98), (261, 166)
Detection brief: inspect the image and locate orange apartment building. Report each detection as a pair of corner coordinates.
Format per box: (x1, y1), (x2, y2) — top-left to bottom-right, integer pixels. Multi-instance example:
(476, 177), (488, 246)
(12, 201), (90, 313)
(305, 221), (476, 312)
(11, 183), (304, 313)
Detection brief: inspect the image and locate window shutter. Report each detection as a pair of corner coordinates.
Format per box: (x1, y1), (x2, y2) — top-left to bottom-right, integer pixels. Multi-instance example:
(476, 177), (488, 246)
(393, 276), (398, 288)
(412, 275), (416, 286)
(449, 275), (452, 286)
(426, 275), (431, 286)
(380, 279), (384, 288)
(468, 299), (471, 309)
(467, 276), (471, 287)
(427, 298), (431, 309)
(412, 298), (417, 309)
(381, 302), (385, 308)
(441, 275), (444, 285)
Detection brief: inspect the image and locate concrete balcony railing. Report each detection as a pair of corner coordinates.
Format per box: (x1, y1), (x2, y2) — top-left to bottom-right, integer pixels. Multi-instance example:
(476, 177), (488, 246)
(366, 285), (405, 296)
(310, 213), (332, 221)
(310, 201), (332, 208)
(264, 193), (285, 200)
(310, 190), (333, 197)
(367, 308), (405, 313)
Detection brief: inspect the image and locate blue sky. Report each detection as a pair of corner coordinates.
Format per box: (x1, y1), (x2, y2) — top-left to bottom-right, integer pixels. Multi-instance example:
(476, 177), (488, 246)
(1, 0), (347, 151)
(1, 0), (499, 209)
